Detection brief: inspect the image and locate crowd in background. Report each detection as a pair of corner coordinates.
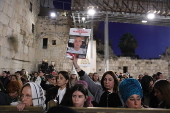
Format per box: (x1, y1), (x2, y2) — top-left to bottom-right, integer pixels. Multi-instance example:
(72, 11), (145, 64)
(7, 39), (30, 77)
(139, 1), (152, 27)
(0, 57), (170, 112)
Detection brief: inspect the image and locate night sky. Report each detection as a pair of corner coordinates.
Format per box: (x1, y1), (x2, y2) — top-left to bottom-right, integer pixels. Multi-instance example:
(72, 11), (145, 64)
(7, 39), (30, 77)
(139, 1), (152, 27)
(96, 21), (170, 59)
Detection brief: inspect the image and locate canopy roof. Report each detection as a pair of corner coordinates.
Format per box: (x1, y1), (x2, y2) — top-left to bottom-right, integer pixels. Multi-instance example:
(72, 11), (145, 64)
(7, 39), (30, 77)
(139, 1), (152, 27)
(71, 0), (170, 27)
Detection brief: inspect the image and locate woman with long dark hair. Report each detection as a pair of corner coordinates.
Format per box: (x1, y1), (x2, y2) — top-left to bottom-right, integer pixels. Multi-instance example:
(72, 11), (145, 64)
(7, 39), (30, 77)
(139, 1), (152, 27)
(70, 84), (88, 107)
(46, 71), (70, 106)
(73, 56), (123, 107)
(154, 79), (170, 109)
(140, 75), (153, 106)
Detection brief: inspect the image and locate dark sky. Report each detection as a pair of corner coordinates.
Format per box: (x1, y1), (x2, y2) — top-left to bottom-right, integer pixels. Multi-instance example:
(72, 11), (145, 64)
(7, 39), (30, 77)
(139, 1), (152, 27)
(96, 21), (170, 59)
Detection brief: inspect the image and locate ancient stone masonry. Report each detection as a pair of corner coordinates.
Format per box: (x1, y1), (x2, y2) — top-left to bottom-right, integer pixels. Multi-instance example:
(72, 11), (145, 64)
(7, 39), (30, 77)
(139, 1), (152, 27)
(0, 0), (169, 76)
(36, 16), (73, 72)
(161, 47), (170, 61)
(0, 0), (40, 73)
(160, 47), (170, 77)
(96, 56), (169, 79)
(96, 40), (169, 79)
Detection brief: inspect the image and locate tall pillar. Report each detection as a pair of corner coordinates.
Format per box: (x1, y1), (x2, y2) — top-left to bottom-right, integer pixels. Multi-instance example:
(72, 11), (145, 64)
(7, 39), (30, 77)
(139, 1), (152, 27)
(90, 21), (93, 72)
(104, 13), (109, 71)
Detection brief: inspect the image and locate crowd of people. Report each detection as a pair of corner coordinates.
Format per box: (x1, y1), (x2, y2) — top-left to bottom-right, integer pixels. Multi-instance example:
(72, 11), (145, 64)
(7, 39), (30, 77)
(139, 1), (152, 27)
(0, 56), (170, 112)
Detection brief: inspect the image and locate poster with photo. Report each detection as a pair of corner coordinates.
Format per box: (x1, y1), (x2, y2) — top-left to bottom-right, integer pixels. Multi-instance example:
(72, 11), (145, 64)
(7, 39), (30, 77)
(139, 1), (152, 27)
(66, 28), (91, 59)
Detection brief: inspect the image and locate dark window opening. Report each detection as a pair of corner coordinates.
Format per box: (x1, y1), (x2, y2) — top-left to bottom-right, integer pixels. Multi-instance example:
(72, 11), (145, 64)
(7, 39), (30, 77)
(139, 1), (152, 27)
(52, 40), (56, 45)
(30, 2), (32, 12)
(43, 38), (48, 49)
(123, 66), (128, 73)
(53, 1), (71, 10)
(32, 24), (34, 34)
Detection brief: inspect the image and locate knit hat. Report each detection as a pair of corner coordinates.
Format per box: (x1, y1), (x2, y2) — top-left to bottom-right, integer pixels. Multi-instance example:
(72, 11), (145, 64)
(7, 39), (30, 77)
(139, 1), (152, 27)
(27, 82), (46, 109)
(75, 80), (88, 88)
(119, 78), (143, 103)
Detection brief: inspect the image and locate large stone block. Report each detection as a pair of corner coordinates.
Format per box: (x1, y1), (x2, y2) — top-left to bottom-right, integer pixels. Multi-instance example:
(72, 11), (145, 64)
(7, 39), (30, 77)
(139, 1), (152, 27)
(5, 0), (11, 5)
(1, 47), (10, 58)
(9, 0), (16, 8)
(23, 45), (28, 54)
(0, 46), (1, 57)
(16, 23), (20, 32)
(7, 5), (14, 18)
(6, 27), (12, 36)
(22, 9), (27, 18)
(0, 0), (5, 11)
(2, 25), (7, 37)
(16, 15), (23, 25)
(2, 1), (9, 15)
(9, 19), (17, 30)
(28, 47), (35, 61)
(18, 5), (22, 16)
(0, 12), (10, 26)
(0, 23), (3, 36)
(23, 53), (29, 61)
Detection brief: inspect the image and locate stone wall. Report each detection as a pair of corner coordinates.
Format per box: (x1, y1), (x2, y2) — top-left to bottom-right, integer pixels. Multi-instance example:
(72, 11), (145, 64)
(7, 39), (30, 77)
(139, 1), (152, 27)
(0, 0), (169, 77)
(96, 57), (169, 79)
(0, 0), (40, 73)
(160, 46), (170, 76)
(35, 16), (73, 72)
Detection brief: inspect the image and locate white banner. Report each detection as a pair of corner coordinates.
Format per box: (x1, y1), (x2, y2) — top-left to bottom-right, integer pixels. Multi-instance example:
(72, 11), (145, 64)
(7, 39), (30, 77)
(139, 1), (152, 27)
(69, 28), (91, 36)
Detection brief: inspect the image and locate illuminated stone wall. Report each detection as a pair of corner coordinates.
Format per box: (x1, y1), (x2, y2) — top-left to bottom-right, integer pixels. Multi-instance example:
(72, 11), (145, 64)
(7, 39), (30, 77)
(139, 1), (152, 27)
(96, 57), (169, 79)
(0, 0), (40, 73)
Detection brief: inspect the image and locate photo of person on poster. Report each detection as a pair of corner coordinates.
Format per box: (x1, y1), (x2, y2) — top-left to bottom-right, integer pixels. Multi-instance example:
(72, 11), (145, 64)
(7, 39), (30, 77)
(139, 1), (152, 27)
(66, 28), (91, 59)
(67, 36), (86, 54)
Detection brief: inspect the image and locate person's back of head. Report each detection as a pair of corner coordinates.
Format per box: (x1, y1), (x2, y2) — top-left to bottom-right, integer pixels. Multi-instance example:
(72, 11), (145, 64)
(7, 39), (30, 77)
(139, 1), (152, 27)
(47, 106), (77, 113)
(156, 72), (163, 79)
(141, 75), (153, 94)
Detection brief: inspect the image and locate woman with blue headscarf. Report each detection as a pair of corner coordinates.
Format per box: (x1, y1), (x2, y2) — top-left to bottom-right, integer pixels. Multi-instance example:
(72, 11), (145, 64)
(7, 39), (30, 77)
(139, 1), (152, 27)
(119, 78), (143, 108)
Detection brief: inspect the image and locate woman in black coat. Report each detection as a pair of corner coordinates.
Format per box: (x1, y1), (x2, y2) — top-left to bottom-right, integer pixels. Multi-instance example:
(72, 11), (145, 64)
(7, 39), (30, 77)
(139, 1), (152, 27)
(46, 71), (70, 106)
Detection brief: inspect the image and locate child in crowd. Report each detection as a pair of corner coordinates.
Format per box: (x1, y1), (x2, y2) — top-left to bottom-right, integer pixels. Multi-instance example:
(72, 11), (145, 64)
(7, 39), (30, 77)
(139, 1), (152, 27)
(70, 84), (89, 107)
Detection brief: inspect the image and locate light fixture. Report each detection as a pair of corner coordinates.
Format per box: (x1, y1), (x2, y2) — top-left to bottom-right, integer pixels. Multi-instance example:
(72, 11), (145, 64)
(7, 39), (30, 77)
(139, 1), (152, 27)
(82, 17), (85, 21)
(147, 13), (155, 19)
(142, 20), (147, 23)
(87, 8), (95, 15)
(50, 12), (56, 18)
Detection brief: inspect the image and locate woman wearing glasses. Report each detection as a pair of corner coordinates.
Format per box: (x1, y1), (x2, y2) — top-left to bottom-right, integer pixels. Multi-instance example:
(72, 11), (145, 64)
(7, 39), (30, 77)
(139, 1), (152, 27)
(17, 82), (46, 111)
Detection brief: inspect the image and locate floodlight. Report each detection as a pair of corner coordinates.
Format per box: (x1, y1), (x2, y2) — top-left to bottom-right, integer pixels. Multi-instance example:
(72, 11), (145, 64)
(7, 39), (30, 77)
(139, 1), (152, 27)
(147, 13), (155, 19)
(142, 20), (147, 23)
(87, 9), (95, 15)
(50, 12), (56, 18)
